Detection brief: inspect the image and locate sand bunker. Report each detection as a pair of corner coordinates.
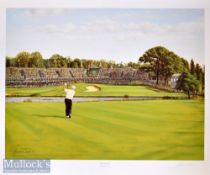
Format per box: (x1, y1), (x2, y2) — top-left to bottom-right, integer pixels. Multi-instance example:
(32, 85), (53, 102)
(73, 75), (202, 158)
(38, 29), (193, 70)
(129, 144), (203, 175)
(85, 86), (100, 92)
(6, 93), (12, 97)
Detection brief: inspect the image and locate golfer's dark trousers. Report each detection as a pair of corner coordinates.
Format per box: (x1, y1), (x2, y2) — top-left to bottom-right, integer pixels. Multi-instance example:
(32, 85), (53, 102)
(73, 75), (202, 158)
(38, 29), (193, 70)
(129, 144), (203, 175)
(65, 98), (72, 117)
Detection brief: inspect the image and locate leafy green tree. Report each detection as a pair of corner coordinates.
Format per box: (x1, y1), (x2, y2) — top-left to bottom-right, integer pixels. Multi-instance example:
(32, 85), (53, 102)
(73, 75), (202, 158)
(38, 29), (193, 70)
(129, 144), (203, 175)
(139, 46), (192, 86)
(29, 51), (44, 68)
(43, 59), (50, 68)
(66, 57), (73, 68)
(139, 46), (168, 84)
(81, 59), (92, 69)
(194, 64), (205, 92)
(163, 53), (191, 85)
(195, 63), (203, 81)
(71, 58), (82, 68)
(139, 64), (153, 75)
(99, 59), (109, 68)
(107, 60), (116, 68)
(6, 58), (10, 67)
(49, 54), (67, 68)
(6, 56), (15, 67)
(139, 46), (180, 85)
(175, 72), (199, 99)
(181, 58), (189, 71)
(202, 66), (205, 91)
(127, 62), (140, 68)
(190, 59), (195, 76)
(160, 51), (181, 86)
(15, 51), (30, 67)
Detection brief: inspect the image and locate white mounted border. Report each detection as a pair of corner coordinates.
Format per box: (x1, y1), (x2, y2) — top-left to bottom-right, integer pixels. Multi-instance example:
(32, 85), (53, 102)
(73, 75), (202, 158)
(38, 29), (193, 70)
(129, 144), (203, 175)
(0, 0), (210, 175)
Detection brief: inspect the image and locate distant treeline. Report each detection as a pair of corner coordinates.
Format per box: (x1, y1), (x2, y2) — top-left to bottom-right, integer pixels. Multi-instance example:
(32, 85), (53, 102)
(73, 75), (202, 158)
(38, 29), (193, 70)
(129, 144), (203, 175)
(6, 51), (139, 69)
(6, 46), (204, 95)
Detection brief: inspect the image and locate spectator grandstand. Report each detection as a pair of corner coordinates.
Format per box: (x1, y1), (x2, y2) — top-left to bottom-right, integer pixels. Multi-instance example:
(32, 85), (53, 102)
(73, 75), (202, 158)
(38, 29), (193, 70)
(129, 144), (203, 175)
(6, 67), (152, 87)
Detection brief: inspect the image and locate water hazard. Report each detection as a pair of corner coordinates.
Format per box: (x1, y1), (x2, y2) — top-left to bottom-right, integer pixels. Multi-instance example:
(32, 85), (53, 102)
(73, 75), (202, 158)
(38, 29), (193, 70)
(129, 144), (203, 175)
(6, 96), (186, 102)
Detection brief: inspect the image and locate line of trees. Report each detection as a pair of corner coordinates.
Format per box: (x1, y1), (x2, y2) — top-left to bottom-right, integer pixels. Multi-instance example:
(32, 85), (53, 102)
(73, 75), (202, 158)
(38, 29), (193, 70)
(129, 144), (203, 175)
(175, 60), (204, 98)
(6, 47), (204, 98)
(139, 46), (190, 85)
(6, 51), (139, 69)
(139, 46), (204, 98)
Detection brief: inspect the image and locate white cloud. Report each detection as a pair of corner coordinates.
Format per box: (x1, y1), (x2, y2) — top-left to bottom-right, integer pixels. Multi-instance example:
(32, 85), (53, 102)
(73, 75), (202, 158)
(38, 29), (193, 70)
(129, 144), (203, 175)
(24, 9), (67, 17)
(7, 9), (204, 64)
(34, 23), (77, 34)
(33, 18), (203, 40)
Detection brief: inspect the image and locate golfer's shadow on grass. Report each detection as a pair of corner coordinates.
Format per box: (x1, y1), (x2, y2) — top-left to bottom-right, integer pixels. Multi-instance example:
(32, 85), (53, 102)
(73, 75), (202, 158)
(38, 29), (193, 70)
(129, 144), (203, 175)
(34, 114), (65, 119)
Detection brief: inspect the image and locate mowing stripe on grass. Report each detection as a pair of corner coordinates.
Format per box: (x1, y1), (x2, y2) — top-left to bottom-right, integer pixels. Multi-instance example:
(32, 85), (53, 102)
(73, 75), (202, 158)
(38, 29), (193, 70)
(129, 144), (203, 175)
(6, 100), (204, 159)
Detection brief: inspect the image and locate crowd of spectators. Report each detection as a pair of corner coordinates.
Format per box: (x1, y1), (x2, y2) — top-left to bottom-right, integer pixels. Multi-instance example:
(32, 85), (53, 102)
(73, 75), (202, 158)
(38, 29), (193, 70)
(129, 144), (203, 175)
(6, 67), (150, 87)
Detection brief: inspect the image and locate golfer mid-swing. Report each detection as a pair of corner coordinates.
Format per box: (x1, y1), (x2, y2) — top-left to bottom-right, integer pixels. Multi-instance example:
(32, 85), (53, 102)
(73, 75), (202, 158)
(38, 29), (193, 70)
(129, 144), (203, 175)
(64, 83), (76, 119)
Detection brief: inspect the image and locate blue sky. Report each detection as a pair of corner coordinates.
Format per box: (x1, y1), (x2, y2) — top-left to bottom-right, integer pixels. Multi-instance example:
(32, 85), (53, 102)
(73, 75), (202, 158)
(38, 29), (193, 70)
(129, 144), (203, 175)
(6, 8), (204, 64)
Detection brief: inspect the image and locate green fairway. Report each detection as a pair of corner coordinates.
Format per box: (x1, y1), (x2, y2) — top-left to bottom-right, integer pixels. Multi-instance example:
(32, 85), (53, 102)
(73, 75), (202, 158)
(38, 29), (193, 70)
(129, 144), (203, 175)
(6, 100), (204, 160)
(6, 83), (186, 97)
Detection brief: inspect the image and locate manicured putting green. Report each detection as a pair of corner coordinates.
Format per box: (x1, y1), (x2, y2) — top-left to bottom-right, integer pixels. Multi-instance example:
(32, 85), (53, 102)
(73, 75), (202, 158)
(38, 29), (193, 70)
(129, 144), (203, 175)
(6, 100), (204, 160)
(6, 83), (186, 97)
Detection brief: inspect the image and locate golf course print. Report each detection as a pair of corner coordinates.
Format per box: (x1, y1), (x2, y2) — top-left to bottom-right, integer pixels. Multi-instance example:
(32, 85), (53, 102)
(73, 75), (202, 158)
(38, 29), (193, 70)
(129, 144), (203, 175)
(6, 8), (204, 160)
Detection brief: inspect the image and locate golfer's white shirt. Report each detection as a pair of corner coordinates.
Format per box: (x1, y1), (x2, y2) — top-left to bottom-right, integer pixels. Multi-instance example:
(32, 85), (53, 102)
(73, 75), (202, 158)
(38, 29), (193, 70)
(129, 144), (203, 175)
(65, 89), (75, 100)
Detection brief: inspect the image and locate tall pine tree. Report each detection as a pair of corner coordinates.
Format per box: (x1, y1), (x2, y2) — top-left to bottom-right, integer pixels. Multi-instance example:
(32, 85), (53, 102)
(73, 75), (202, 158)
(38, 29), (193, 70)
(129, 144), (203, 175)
(190, 59), (195, 76)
